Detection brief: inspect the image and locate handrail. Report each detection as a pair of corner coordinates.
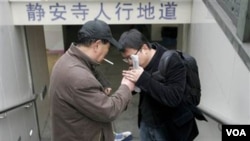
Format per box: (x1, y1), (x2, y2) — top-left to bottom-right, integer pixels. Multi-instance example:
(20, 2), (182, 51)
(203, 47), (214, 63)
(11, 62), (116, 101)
(0, 94), (37, 115)
(0, 85), (47, 118)
(198, 105), (236, 125)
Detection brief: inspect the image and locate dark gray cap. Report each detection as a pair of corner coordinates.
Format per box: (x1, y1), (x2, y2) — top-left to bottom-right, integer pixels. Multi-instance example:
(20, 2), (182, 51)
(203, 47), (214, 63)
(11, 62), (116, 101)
(78, 19), (121, 50)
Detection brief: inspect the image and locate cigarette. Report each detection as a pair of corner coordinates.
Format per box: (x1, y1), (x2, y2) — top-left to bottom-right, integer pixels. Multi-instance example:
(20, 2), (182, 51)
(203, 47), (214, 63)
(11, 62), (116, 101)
(104, 58), (114, 65)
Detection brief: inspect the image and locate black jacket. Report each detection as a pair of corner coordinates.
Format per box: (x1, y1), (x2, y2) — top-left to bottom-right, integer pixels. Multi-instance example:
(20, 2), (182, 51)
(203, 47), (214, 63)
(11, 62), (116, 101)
(136, 43), (198, 141)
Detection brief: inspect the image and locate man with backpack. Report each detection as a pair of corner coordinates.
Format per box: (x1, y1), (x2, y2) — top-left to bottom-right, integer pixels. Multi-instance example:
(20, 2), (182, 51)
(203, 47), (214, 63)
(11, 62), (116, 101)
(119, 29), (201, 141)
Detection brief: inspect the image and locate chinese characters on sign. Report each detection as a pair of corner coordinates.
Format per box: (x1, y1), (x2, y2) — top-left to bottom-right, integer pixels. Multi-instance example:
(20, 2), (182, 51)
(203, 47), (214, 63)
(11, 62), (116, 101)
(26, 3), (45, 21)
(25, 2), (178, 22)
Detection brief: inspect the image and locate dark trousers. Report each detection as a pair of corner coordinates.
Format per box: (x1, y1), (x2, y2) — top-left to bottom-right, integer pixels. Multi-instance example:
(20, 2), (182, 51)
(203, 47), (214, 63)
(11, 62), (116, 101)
(139, 120), (198, 141)
(140, 121), (169, 141)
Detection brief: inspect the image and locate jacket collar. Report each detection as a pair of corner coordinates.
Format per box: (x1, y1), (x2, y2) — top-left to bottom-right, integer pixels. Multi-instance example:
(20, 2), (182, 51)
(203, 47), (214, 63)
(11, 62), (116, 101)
(67, 43), (100, 68)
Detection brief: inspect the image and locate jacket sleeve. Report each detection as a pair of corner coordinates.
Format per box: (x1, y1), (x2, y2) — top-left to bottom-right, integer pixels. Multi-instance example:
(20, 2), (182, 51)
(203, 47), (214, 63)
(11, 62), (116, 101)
(69, 71), (132, 122)
(136, 52), (186, 107)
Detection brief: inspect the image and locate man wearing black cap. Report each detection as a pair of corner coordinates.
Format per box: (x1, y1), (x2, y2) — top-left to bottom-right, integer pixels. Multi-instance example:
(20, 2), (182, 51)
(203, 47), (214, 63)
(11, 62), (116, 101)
(49, 19), (135, 141)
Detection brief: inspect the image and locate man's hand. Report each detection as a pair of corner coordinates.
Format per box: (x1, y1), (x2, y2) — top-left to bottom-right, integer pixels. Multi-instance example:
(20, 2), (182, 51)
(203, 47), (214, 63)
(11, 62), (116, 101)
(104, 87), (112, 95)
(122, 67), (144, 83)
(121, 77), (135, 91)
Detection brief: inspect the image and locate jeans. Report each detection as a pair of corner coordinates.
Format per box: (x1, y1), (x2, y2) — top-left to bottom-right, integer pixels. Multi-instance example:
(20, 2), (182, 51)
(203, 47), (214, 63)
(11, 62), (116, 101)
(140, 121), (169, 141)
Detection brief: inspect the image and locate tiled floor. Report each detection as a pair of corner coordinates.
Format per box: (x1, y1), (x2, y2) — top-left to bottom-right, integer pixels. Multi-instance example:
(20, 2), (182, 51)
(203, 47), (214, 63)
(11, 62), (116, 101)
(42, 48), (140, 141)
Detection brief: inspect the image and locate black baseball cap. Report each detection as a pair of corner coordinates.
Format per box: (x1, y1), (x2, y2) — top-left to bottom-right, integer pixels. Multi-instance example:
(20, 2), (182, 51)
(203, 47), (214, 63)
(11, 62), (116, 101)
(78, 19), (121, 50)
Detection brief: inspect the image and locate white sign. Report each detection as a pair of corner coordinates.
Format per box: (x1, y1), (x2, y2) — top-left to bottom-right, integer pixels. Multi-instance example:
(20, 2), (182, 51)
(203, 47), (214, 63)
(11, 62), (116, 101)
(11, 1), (191, 25)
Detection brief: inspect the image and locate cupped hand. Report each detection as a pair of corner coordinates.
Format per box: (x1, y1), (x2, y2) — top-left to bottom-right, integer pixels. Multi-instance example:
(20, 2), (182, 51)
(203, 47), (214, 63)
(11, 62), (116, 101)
(122, 67), (144, 83)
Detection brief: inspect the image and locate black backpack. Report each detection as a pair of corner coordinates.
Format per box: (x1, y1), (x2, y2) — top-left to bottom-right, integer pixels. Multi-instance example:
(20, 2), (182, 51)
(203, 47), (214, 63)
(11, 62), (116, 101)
(176, 51), (207, 121)
(176, 51), (201, 106)
(158, 50), (201, 107)
(158, 49), (206, 121)
(158, 50), (201, 106)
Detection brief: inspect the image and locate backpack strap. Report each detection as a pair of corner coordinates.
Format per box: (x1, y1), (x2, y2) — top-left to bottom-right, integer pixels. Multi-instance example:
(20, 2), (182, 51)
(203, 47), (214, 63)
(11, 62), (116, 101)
(158, 50), (176, 76)
(158, 50), (190, 78)
(176, 50), (184, 59)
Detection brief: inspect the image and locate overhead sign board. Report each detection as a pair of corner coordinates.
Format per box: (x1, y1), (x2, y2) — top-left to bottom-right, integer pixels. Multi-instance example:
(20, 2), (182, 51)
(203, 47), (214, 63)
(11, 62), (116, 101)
(11, 1), (192, 25)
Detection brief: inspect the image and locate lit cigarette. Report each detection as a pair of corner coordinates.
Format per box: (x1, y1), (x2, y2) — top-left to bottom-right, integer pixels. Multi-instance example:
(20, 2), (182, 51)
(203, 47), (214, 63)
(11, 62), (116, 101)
(104, 58), (114, 65)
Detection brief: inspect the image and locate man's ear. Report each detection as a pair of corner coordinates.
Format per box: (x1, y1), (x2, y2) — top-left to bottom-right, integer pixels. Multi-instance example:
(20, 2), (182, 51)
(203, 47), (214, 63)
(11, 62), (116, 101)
(95, 39), (102, 45)
(141, 44), (149, 54)
(93, 40), (101, 51)
(144, 43), (151, 49)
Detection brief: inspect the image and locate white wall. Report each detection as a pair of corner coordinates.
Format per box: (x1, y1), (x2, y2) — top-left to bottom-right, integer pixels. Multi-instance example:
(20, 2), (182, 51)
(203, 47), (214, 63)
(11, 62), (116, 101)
(189, 0), (250, 140)
(0, 0), (39, 141)
(0, 1), (32, 109)
(44, 25), (64, 52)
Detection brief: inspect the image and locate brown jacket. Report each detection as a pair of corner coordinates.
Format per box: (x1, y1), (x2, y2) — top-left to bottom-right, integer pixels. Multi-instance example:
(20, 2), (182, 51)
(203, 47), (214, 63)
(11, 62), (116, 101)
(49, 44), (132, 141)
